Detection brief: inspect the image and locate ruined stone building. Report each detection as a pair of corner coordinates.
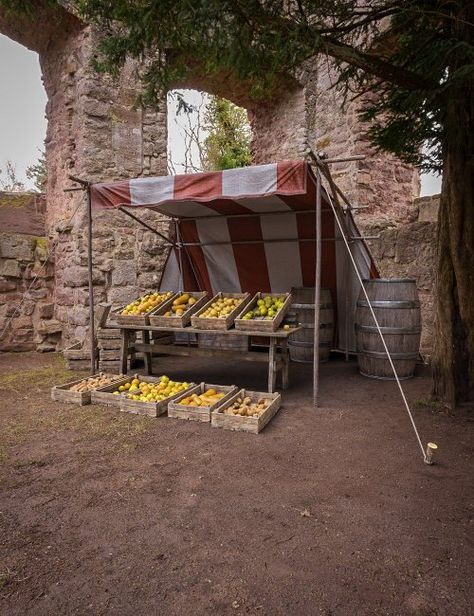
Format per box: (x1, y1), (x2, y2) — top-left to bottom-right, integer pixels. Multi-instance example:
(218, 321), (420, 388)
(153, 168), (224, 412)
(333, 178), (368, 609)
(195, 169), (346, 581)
(0, 2), (438, 355)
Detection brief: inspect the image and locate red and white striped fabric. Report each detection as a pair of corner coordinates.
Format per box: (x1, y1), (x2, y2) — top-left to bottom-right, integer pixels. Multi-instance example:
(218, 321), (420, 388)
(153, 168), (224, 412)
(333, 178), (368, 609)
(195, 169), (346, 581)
(91, 160), (378, 351)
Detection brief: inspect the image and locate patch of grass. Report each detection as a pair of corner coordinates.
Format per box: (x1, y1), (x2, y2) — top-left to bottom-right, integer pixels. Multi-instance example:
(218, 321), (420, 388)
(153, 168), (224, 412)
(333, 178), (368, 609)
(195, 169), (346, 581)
(0, 570), (13, 590)
(416, 397), (451, 414)
(14, 459), (46, 469)
(0, 357), (153, 459)
(0, 355), (82, 392)
(0, 403), (152, 454)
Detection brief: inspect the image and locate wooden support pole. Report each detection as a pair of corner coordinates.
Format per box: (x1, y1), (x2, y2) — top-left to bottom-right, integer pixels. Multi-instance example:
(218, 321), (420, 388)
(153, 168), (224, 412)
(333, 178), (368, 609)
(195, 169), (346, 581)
(313, 169), (322, 408)
(86, 184), (96, 375)
(320, 155), (366, 164)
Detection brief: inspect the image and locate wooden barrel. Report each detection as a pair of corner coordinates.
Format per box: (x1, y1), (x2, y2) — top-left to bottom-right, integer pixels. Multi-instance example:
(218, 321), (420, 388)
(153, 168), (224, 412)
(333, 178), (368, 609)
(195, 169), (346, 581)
(355, 278), (421, 380)
(288, 288), (334, 363)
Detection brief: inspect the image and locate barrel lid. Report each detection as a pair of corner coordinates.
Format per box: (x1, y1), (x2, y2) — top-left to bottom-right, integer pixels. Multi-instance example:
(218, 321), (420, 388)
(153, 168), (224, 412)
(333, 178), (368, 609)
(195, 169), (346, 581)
(361, 278), (416, 284)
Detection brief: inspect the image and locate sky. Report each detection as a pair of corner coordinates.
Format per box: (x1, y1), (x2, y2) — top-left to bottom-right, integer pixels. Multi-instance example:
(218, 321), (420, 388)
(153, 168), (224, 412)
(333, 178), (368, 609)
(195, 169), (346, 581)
(0, 33), (441, 195)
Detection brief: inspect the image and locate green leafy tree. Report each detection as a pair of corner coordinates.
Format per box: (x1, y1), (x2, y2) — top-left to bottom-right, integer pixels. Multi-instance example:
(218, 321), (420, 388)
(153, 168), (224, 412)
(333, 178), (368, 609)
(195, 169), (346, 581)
(202, 96), (252, 171)
(26, 150), (47, 193)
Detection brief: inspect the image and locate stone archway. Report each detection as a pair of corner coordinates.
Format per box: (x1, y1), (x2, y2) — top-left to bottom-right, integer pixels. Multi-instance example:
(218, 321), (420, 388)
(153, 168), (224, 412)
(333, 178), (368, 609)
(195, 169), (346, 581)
(0, 2), (421, 349)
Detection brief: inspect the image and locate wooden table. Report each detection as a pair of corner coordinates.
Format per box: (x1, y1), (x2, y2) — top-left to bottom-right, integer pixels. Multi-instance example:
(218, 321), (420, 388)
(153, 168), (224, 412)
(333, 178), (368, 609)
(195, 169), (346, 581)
(119, 325), (300, 393)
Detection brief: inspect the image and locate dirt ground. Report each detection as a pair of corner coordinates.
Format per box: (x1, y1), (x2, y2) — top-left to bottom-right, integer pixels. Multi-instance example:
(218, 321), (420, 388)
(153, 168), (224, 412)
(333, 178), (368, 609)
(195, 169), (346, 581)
(0, 351), (472, 616)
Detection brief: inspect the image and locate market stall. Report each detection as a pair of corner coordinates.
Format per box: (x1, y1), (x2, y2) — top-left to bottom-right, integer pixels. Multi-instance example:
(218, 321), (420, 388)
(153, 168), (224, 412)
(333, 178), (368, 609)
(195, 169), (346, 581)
(88, 157), (378, 400)
(56, 153), (434, 458)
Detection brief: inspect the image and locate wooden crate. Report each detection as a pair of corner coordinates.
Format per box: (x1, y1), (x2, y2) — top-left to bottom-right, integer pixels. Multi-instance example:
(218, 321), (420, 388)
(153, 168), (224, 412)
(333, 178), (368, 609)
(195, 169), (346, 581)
(91, 373), (164, 407)
(234, 292), (292, 333)
(63, 342), (89, 361)
(168, 382), (238, 422)
(90, 376), (136, 406)
(149, 291), (209, 328)
(97, 338), (121, 351)
(51, 373), (123, 406)
(114, 292), (177, 326)
(97, 327), (121, 340)
(191, 292), (251, 331)
(98, 360), (124, 373)
(120, 383), (195, 418)
(211, 389), (281, 434)
(65, 359), (91, 371)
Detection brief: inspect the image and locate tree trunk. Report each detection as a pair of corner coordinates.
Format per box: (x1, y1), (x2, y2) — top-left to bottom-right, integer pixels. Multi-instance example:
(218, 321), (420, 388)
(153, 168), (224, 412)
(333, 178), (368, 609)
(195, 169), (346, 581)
(432, 15), (474, 407)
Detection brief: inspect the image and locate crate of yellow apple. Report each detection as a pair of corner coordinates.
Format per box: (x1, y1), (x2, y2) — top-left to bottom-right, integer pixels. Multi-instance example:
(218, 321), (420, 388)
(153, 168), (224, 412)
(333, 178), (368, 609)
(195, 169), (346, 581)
(115, 291), (175, 326)
(119, 375), (193, 417)
(168, 382), (238, 422)
(149, 291), (209, 328)
(191, 292), (251, 330)
(234, 292), (292, 333)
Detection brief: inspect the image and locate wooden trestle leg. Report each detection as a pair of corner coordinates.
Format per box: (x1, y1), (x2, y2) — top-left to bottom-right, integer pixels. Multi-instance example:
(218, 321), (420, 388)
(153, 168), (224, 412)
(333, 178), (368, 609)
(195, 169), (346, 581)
(142, 330), (152, 375)
(120, 329), (130, 375)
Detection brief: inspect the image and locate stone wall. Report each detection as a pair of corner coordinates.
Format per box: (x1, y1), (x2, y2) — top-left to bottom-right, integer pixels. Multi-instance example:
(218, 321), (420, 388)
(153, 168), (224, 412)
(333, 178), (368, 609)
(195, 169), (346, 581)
(0, 2), (426, 352)
(54, 210), (172, 345)
(0, 193), (61, 352)
(311, 62), (420, 226)
(364, 195), (440, 355)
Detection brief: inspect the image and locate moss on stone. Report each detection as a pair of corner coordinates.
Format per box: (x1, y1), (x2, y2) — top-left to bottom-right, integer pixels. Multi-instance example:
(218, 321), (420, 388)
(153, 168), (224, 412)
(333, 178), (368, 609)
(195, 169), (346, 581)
(0, 192), (35, 208)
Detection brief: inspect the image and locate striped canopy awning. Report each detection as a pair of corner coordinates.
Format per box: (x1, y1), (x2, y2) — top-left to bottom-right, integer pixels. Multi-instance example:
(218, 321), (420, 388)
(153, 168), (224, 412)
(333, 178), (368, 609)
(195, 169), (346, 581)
(91, 160), (377, 350)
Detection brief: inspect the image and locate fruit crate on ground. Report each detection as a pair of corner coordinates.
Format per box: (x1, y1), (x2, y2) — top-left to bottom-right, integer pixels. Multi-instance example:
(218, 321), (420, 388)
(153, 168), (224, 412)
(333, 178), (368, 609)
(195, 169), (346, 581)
(90, 375), (141, 406)
(120, 378), (194, 418)
(168, 382), (238, 422)
(149, 291), (209, 328)
(91, 374), (168, 407)
(211, 389), (281, 434)
(51, 374), (124, 406)
(114, 291), (176, 326)
(235, 293), (293, 333)
(191, 292), (252, 331)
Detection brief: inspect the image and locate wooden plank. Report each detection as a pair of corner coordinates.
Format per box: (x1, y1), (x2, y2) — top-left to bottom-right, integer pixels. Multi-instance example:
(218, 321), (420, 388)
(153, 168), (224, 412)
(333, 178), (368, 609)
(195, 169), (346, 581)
(98, 339), (121, 351)
(65, 359), (91, 371)
(98, 349), (121, 360)
(117, 324), (301, 339)
(97, 327), (122, 339)
(132, 343), (283, 365)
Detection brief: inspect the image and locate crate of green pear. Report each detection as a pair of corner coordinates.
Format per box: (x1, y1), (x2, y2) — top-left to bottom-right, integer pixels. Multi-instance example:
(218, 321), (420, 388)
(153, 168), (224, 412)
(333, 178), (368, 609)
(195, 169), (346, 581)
(149, 291), (209, 328)
(234, 292), (293, 333)
(211, 389), (282, 433)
